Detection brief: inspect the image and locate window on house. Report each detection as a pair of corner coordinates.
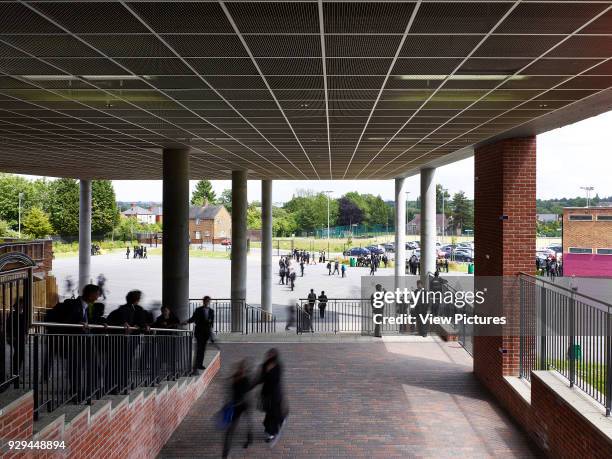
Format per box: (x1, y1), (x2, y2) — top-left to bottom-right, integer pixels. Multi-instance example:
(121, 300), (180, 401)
(597, 215), (612, 221)
(196, 218), (200, 225)
(568, 247), (593, 254)
(195, 231), (201, 240)
(596, 248), (612, 255)
(568, 215), (592, 221)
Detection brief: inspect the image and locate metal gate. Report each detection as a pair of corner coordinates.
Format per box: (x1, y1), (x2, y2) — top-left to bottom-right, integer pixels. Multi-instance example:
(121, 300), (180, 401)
(297, 298), (405, 334)
(0, 253), (35, 392)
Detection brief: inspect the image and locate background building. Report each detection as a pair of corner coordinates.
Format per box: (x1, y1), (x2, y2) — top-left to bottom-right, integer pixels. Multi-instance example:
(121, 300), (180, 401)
(562, 207), (612, 277)
(122, 204), (156, 225)
(188, 205), (231, 245)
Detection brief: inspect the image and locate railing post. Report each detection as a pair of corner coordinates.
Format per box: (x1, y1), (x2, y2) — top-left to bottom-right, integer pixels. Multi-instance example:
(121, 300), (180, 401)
(540, 285), (547, 370)
(32, 335), (39, 419)
(606, 309), (612, 416)
(569, 287), (577, 388)
(519, 276), (524, 378)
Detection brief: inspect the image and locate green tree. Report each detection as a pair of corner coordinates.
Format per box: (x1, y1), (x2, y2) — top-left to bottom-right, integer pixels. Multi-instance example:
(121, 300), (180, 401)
(92, 180), (119, 236)
(284, 192), (338, 234)
(47, 178), (80, 237)
(22, 207), (53, 239)
(247, 203), (262, 230)
(0, 219), (19, 238)
(217, 189), (232, 213)
(191, 180), (216, 205)
(450, 191), (473, 232)
(114, 217), (141, 241)
(272, 207), (298, 236)
(0, 173), (35, 227)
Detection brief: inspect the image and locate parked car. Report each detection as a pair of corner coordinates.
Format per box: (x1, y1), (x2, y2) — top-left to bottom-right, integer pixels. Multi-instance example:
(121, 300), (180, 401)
(454, 251), (473, 262)
(366, 245), (385, 255)
(406, 242), (418, 250)
(220, 238), (231, 246)
(383, 242), (395, 252)
(344, 247), (371, 257)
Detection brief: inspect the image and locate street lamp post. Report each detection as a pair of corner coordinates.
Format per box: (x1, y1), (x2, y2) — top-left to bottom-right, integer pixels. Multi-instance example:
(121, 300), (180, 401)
(18, 192), (24, 238)
(580, 186), (594, 208)
(323, 190), (333, 257)
(441, 187), (448, 244)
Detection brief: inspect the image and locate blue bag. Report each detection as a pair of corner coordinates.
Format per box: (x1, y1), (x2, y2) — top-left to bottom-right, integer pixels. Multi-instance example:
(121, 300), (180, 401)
(215, 403), (234, 430)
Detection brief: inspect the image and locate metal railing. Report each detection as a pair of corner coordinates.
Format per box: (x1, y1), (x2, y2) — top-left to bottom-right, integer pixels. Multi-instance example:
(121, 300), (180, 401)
(427, 272), (474, 354)
(519, 273), (612, 415)
(21, 322), (192, 418)
(297, 298), (374, 334)
(188, 298), (276, 334)
(244, 305), (276, 335)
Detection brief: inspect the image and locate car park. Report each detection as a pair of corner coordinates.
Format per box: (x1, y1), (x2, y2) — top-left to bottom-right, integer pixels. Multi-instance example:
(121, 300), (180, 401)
(344, 247), (371, 257)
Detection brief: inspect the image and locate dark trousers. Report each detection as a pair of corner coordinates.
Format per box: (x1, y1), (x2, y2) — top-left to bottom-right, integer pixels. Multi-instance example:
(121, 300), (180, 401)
(194, 335), (209, 368)
(263, 402), (284, 436)
(222, 403), (252, 458)
(319, 306), (326, 319)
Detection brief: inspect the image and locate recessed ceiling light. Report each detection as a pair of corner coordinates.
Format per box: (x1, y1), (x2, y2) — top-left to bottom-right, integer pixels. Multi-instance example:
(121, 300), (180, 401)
(83, 75), (142, 81)
(396, 74), (528, 81)
(22, 75), (78, 81)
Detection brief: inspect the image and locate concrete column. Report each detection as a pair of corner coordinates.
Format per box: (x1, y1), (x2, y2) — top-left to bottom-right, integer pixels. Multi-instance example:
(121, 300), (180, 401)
(231, 170), (248, 331)
(261, 180), (273, 314)
(420, 167), (436, 284)
(78, 179), (92, 293)
(394, 177), (407, 285)
(162, 148), (190, 321)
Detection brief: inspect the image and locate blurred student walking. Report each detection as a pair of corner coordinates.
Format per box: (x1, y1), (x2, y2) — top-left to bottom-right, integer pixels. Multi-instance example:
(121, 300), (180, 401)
(222, 360), (253, 458)
(252, 349), (288, 446)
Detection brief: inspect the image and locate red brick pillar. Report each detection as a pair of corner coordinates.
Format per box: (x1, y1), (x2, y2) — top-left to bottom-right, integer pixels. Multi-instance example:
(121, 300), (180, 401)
(473, 137), (536, 390)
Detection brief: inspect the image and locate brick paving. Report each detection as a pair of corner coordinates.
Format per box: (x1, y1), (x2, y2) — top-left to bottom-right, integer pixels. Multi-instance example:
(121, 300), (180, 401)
(160, 340), (536, 458)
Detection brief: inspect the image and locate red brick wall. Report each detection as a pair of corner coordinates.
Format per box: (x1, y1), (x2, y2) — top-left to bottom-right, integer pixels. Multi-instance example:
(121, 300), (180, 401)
(530, 373), (612, 458)
(474, 136), (537, 384)
(0, 353), (220, 458)
(563, 207), (612, 252)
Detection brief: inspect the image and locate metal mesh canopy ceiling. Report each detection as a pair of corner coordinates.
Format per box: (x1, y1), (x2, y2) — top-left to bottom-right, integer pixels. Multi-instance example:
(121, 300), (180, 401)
(0, 1), (611, 180)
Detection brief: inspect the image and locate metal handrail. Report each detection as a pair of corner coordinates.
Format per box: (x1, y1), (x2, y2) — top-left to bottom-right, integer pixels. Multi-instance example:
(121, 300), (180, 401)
(520, 272), (612, 309)
(31, 321), (191, 334)
(299, 297), (371, 301)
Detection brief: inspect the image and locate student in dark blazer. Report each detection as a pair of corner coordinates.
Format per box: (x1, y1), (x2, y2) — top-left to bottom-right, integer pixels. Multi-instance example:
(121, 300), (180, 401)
(184, 295), (215, 370)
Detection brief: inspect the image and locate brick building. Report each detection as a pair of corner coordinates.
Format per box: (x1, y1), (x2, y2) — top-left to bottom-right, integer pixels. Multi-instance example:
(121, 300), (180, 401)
(188, 205), (231, 244)
(562, 207), (612, 277)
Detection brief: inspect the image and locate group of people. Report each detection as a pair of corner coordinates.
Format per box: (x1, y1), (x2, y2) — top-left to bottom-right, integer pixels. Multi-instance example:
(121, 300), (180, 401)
(278, 257), (297, 290)
(291, 249), (316, 265)
(407, 254), (420, 275)
(436, 257), (450, 273)
(126, 245), (148, 259)
(536, 256), (562, 277)
(326, 259), (346, 277)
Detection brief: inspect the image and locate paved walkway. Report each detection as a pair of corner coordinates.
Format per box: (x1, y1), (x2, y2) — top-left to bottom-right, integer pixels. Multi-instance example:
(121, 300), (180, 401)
(160, 340), (536, 458)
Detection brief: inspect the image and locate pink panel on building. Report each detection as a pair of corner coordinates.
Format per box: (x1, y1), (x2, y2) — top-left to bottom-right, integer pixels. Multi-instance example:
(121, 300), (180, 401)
(563, 253), (612, 278)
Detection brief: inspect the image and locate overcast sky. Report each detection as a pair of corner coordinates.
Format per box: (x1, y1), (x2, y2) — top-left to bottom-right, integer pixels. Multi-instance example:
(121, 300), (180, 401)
(31, 110), (612, 203)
